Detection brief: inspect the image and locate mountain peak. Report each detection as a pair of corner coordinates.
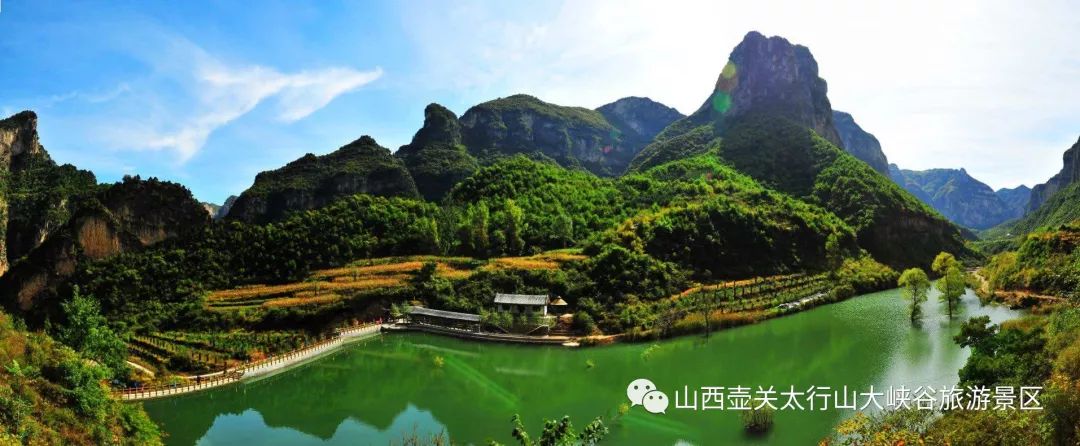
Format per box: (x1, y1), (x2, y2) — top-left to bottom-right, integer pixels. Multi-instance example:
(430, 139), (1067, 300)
(713, 32), (841, 146)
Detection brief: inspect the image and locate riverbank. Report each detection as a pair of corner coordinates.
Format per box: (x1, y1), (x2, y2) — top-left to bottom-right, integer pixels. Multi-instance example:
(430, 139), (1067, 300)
(116, 323), (381, 401)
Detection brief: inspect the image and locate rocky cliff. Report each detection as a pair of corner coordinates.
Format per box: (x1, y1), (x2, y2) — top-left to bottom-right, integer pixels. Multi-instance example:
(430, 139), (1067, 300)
(459, 94), (631, 176)
(833, 111), (890, 175)
(889, 165), (1012, 229)
(0, 111), (97, 277)
(395, 103), (479, 201)
(1028, 136), (1080, 213)
(1, 176), (209, 314)
(227, 136), (419, 224)
(216, 195), (237, 220)
(630, 31), (844, 172)
(995, 185), (1031, 221)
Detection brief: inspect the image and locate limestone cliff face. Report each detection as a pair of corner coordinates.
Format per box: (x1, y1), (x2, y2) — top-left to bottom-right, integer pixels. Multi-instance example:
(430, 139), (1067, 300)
(0, 111), (96, 277)
(630, 31), (844, 171)
(395, 104), (479, 201)
(1, 176), (209, 312)
(832, 111), (890, 175)
(227, 136), (419, 224)
(215, 195), (237, 220)
(1028, 136), (1080, 213)
(459, 94), (629, 176)
(889, 164), (1012, 230)
(703, 31), (842, 146)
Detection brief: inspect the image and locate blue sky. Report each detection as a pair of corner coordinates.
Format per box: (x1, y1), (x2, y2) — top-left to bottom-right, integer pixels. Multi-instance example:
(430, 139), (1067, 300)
(1, 0), (1077, 203)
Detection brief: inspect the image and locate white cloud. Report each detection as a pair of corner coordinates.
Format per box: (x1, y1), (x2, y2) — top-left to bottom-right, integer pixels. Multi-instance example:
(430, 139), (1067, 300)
(135, 60), (382, 161)
(84, 33), (383, 163)
(402, 0), (1079, 189)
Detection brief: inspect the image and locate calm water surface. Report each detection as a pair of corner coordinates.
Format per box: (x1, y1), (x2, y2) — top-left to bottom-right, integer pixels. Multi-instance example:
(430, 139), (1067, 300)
(144, 288), (1020, 445)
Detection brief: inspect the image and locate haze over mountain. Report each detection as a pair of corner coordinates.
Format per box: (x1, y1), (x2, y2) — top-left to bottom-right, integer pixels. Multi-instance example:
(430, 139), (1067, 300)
(888, 165), (1013, 230)
(995, 185), (1031, 221)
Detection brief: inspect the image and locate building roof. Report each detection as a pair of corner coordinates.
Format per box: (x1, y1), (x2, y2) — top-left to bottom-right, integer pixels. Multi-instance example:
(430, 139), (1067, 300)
(407, 306), (481, 322)
(549, 297), (568, 306)
(494, 293), (548, 306)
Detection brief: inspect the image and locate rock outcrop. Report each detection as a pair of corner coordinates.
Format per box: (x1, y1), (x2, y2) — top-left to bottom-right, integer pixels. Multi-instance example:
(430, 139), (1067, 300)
(395, 104), (479, 201)
(227, 136), (419, 224)
(889, 165), (1012, 229)
(216, 195), (237, 220)
(832, 111), (889, 175)
(0, 111), (96, 277)
(459, 94), (628, 176)
(1028, 136), (1080, 213)
(1, 176), (209, 314)
(630, 31), (844, 172)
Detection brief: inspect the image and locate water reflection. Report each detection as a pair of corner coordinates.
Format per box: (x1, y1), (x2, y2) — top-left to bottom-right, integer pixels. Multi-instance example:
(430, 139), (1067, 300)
(145, 288), (1020, 446)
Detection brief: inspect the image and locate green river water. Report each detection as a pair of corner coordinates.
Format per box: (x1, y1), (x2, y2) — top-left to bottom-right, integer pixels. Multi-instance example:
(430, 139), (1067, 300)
(144, 288), (1020, 445)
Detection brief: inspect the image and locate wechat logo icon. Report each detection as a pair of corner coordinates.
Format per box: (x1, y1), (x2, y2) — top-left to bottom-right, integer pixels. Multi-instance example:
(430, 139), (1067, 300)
(626, 378), (669, 414)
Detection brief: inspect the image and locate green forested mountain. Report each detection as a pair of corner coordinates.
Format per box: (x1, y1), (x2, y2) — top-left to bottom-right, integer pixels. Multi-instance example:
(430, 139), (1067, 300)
(629, 31), (969, 269)
(395, 104), (479, 201)
(226, 135), (419, 224)
(889, 165), (1013, 229)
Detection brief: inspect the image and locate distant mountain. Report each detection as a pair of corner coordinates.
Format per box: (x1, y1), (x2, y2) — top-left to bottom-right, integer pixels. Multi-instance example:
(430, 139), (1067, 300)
(395, 103), (479, 201)
(216, 195), (237, 220)
(995, 185), (1031, 221)
(984, 136), (1080, 243)
(1028, 136), (1080, 213)
(832, 111), (889, 175)
(226, 135), (419, 224)
(888, 165), (1013, 230)
(630, 31), (969, 268)
(595, 96), (684, 173)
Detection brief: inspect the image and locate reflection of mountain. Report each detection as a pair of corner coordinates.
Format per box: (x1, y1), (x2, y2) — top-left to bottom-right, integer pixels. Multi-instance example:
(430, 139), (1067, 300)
(195, 405), (447, 445)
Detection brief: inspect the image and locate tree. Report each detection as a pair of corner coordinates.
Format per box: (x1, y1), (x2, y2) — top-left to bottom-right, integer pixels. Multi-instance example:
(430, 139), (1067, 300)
(937, 265), (966, 318)
(505, 199), (526, 255)
(931, 251), (960, 276)
(898, 268), (930, 322)
(58, 286), (129, 378)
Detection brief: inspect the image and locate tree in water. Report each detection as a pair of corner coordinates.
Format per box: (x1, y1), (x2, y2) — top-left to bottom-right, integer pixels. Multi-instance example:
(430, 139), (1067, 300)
(932, 252), (965, 318)
(897, 268), (930, 322)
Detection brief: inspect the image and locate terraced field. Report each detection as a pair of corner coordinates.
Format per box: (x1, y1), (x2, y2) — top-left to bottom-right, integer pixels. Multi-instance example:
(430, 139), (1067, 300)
(205, 252), (586, 311)
(128, 330), (309, 375)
